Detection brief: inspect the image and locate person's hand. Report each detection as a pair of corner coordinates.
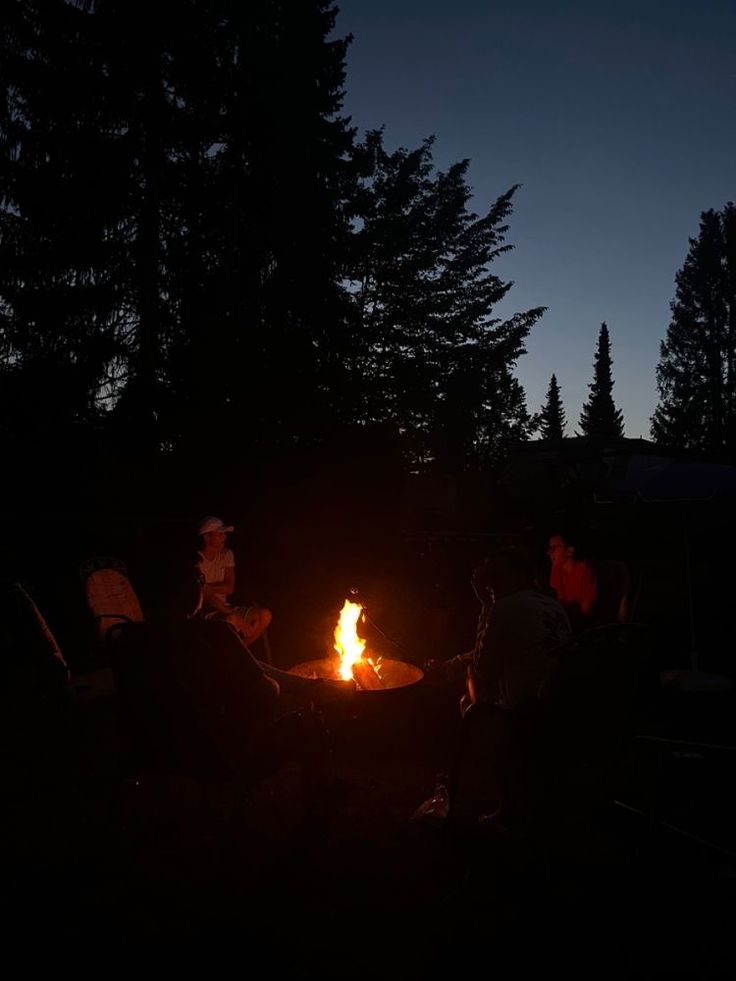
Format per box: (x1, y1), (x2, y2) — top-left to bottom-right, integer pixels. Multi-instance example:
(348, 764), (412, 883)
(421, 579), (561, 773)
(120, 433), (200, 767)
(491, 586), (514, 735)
(423, 658), (453, 686)
(258, 674), (280, 714)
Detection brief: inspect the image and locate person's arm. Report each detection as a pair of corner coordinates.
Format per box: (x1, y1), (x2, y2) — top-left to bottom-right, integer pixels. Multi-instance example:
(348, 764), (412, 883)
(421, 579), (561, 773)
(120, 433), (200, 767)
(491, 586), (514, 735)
(470, 604), (506, 702)
(202, 587), (231, 613)
(424, 649), (473, 685)
(210, 619), (280, 718)
(202, 551), (236, 609)
(205, 565), (234, 598)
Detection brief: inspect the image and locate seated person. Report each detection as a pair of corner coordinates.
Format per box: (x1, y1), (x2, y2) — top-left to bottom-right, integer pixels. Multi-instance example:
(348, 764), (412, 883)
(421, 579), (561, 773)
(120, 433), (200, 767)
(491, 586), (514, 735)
(196, 515), (272, 645)
(111, 560), (346, 824)
(421, 546), (571, 828)
(547, 529), (598, 633)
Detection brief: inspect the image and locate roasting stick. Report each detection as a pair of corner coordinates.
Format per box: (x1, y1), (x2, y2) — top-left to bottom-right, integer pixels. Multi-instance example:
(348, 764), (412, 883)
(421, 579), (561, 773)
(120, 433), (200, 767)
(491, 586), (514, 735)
(348, 586), (412, 657)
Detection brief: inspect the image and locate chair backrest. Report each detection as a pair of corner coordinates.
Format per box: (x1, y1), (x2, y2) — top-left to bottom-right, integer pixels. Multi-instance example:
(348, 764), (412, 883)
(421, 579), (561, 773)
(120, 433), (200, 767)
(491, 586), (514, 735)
(543, 622), (648, 767)
(591, 558), (631, 625)
(81, 557), (144, 641)
(1, 582), (70, 694)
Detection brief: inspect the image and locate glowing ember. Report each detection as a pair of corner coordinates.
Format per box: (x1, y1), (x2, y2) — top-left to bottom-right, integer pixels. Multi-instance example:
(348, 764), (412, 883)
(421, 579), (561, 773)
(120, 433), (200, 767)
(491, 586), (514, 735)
(333, 599), (383, 685)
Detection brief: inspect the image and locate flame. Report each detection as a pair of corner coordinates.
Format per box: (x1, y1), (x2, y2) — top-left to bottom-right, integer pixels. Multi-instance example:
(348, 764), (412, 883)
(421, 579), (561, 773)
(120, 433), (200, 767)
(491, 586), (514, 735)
(333, 599), (366, 680)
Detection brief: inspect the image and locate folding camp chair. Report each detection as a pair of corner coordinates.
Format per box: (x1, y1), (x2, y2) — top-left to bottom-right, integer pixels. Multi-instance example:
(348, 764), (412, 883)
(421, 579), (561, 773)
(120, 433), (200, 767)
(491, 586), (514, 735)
(80, 556), (144, 642)
(3, 581), (70, 685)
(1, 583), (74, 791)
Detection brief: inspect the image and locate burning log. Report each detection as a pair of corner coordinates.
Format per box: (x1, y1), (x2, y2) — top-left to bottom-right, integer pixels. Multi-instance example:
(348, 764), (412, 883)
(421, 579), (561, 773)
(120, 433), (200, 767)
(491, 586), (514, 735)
(351, 659), (385, 691)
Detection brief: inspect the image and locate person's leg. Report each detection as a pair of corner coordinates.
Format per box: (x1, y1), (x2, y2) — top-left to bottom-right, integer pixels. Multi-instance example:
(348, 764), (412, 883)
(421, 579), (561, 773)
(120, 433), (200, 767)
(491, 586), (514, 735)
(479, 702), (545, 828)
(230, 605), (272, 644)
(246, 709), (336, 824)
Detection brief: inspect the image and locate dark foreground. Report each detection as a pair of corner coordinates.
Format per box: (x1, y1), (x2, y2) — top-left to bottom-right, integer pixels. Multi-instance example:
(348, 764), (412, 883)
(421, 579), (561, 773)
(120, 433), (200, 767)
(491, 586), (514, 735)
(3, 658), (735, 976)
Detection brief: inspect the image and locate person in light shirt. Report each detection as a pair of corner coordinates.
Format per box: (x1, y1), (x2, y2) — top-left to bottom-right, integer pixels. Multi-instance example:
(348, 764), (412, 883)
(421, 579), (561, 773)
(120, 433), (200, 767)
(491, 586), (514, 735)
(196, 515), (272, 645)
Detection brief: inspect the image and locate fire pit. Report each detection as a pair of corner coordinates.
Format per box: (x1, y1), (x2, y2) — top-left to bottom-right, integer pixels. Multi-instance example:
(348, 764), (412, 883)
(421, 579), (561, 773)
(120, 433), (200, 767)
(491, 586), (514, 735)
(288, 599), (424, 693)
(289, 656), (423, 691)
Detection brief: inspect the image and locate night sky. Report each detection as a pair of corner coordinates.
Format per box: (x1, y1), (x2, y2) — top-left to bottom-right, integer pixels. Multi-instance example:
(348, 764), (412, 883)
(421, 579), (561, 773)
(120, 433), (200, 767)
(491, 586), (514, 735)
(333, 0), (736, 438)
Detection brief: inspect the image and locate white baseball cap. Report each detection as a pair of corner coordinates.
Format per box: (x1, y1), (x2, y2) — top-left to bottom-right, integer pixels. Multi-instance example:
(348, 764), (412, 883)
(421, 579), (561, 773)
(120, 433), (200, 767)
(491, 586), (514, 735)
(198, 515), (234, 536)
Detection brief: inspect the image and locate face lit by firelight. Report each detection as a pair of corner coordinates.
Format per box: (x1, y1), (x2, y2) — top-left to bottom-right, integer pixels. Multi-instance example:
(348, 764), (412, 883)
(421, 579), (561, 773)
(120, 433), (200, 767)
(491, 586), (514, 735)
(547, 535), (573, 568)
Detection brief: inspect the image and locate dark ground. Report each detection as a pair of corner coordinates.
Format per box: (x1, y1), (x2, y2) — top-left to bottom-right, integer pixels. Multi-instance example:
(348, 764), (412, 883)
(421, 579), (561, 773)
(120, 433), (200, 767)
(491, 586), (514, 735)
(3, 645), (735, 974)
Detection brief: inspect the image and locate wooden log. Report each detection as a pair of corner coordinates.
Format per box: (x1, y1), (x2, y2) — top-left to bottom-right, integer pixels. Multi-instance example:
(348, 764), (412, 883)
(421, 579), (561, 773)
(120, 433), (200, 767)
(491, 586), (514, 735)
(351, 659), (385, 691)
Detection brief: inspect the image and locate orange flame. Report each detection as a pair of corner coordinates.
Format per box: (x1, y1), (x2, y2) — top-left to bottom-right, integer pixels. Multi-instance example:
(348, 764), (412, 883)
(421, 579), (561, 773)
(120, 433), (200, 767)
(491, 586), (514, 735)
(333, 599), (366, 680)
(333, 598), (384, 687)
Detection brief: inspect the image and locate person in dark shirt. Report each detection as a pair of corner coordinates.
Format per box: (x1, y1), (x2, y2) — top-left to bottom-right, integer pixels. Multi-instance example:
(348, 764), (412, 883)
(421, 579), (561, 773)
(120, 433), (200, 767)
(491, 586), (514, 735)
(419, 546), (571, 830)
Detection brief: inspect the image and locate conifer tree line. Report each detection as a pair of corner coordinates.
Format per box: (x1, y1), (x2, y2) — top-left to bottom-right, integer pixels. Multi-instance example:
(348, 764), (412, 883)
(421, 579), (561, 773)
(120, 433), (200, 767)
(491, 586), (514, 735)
(534, 322), (624, 441)
(1, 0), (734, 497)
(535, 200), (736, 457)
(0, 0), (542, 479)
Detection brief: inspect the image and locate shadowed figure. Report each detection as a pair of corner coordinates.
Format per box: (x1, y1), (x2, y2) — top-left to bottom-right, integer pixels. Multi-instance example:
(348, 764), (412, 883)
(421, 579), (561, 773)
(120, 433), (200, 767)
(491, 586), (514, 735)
(418, 546), (571, 829)
(110, 559), (346, 826)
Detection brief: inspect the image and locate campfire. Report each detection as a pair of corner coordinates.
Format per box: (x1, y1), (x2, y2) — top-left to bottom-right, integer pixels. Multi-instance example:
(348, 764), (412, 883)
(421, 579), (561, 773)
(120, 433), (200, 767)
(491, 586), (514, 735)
(288, 598), (424, 692)
(333, 599), (385, 690)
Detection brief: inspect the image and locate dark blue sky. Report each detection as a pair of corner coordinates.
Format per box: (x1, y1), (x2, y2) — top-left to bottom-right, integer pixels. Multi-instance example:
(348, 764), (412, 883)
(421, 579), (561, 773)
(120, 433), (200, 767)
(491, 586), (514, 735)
(332, 0), (736, 438)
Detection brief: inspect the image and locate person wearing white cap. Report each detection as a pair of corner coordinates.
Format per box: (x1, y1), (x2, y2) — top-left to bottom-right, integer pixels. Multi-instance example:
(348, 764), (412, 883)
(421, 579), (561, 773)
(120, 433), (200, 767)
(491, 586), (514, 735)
(197, 515), (272, 644)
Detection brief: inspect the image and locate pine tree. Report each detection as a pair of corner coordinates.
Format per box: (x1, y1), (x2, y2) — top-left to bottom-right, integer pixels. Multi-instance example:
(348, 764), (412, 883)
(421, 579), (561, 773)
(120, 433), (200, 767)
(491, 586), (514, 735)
(651, 203), (736, 455)
(0, 0), (356, 463)
(0, 0), (127, 432)
(345, 130), (543, 470)
(578, 323), (625, 439)
(538, 373), (566, 440)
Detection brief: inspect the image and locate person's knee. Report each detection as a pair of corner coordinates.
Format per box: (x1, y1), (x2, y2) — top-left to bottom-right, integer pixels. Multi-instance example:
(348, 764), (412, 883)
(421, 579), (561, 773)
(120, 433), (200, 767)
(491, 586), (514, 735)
(241, 606), (272, 643)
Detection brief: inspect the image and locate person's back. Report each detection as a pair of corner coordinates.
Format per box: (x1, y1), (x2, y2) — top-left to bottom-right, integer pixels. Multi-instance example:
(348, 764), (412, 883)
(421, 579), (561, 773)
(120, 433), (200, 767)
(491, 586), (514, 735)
(112, 612), (278, 775)
(590, 558), (631, 626)
(473, 586), (571, 710)
(111, 561), (337, 820)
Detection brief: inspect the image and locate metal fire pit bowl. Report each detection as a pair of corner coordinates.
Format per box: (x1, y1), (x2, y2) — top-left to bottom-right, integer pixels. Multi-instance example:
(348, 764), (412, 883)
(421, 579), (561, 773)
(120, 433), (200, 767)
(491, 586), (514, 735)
(288, 657), (424, 693)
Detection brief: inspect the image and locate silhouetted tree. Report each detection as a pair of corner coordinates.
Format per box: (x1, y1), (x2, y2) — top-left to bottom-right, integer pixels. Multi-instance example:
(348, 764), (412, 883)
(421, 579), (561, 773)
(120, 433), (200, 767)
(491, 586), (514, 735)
(346, 130), (542, 470)
(537, 373), (566, 439)
(1, 0), (542, 498)
(175, 0), (356, 456)
(578, 323), (625, 439)
(0, 0), (127, 436)
(651, 203), (736, 455)
(1, 1), (355, 467)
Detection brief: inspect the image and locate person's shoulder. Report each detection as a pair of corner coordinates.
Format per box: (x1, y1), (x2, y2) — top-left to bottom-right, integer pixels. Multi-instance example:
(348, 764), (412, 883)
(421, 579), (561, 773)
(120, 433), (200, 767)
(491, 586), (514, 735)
(501, 588), (568, 620)
(499, 588), (555, 609)
(576, 557), (596, 577)
(489, 589), (545, 624)
(222, 548), (235, 564)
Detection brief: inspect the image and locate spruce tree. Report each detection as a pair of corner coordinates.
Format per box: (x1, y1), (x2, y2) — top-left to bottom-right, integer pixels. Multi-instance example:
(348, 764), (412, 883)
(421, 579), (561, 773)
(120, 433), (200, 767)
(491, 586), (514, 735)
(538, 373), (566, 440)
(578, 323), (625, 439)
(346, 130), (543, 470)
(0, 0), (127, 433)
(0, 0), (356, 463)
(651, 203), (736, 455)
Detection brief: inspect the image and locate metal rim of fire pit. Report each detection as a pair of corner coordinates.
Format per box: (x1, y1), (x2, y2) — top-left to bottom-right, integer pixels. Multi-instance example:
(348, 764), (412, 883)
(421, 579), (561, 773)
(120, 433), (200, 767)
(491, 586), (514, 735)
(288, 656), (424, 693)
